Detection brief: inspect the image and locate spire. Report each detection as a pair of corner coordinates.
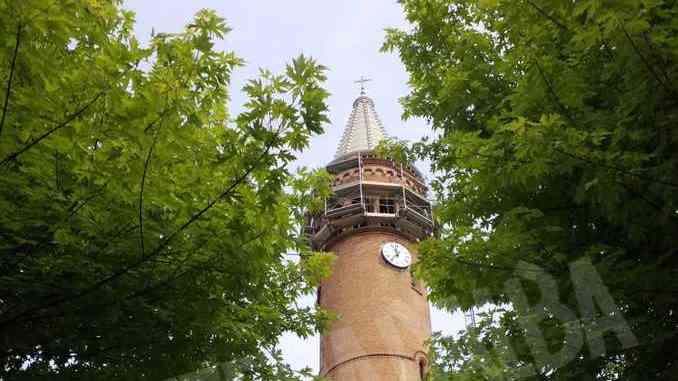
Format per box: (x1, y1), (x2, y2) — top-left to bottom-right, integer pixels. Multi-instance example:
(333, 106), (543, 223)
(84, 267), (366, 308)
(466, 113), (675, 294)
(335, 81), (388, 158)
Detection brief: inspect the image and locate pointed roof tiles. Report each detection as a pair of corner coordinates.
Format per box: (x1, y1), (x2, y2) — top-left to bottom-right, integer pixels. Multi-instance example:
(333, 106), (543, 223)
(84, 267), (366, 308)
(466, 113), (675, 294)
(334, 95), (388, 158)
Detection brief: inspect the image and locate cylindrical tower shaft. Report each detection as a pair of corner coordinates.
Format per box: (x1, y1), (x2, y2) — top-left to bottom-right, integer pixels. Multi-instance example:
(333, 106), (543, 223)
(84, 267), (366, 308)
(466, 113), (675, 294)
(319, 231), (430, 380)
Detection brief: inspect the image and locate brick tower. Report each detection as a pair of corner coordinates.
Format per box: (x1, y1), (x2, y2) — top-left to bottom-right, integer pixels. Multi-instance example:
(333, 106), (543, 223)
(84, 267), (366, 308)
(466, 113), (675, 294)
(307, 86), (434, 380)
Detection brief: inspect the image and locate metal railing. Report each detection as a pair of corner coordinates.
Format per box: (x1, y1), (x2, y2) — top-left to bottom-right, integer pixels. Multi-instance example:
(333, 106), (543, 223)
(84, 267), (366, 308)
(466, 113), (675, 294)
(307, 154), (434, 244)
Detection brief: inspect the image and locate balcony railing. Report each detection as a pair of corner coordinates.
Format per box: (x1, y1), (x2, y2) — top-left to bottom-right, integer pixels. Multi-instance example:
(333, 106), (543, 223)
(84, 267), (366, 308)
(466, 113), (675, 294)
(306, 152), (434, 246)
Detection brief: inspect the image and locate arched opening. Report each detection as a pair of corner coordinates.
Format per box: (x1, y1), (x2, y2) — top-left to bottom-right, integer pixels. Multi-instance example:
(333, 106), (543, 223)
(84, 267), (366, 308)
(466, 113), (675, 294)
(418, 359), (427, 380)
(414, 353), (428, 380)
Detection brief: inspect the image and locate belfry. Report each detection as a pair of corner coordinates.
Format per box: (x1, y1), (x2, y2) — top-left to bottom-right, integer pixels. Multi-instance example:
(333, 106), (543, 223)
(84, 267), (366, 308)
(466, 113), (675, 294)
(307, 85), (434, 380)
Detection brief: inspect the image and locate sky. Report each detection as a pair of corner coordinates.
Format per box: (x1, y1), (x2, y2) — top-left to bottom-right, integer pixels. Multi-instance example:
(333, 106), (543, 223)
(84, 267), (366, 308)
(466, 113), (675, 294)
(123, 0), (465, 374)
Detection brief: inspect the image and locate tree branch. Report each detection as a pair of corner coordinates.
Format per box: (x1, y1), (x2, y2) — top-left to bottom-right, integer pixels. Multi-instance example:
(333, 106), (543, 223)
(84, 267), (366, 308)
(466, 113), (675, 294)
(0, 90), (105, 167)
(0, 24), (22, 138)
(641, 32), (673, 87)
(138, 111), (169, 259)
(524, 0), (568, 31)
(534, 60), (678, 189)
(534, 59), (574, 123)
(453, 256), (546, 274)
(0, 124), (283, 330)
(126, 229), (267, 301)
(621, 24), (677, 98)
(552, 147), (678, 188)
(67, 182), (109, 219)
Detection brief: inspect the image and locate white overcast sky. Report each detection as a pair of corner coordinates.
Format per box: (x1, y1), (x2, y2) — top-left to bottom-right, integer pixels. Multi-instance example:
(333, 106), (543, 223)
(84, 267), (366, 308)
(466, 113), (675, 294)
(123, 0), (465, 373)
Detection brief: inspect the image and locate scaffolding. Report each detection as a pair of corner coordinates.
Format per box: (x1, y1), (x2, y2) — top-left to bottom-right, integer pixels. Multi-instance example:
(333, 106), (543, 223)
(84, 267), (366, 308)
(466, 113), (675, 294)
(464, 308), (477, 329)
(309, 152), (434, 247)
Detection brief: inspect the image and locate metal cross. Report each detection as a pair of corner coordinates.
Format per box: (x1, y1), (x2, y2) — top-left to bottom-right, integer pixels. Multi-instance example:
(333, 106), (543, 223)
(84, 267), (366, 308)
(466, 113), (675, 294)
(354, 76), (372, 95)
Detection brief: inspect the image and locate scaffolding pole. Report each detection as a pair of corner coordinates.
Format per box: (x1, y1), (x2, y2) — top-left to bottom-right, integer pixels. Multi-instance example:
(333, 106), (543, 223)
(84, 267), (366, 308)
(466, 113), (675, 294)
(358, 153), (365, 212)
(400, 163), (407, 211)
(464, 308), (477, 328)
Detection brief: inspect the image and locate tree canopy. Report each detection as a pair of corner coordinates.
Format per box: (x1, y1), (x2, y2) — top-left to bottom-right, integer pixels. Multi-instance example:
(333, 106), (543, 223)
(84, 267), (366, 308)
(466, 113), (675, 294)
(383, 0), (678, 379)
(0, 1), (332, 379)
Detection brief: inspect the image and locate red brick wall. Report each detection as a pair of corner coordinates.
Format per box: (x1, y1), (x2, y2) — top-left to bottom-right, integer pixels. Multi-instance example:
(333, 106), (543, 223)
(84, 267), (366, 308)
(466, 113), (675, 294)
(319, 231), (431, 380)
(331, 164), (427, 196)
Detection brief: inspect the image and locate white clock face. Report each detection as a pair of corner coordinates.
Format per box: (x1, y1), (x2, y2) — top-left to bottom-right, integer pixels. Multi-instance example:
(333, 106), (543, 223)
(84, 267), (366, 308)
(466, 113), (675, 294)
(381, 242), (412, 269)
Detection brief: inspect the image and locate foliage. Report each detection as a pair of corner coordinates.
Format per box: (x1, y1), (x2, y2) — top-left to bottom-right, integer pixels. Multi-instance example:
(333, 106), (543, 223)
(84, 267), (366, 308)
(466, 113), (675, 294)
(384, 0), (678, 379)
(0, 1), (331, 380)
(374, 137), (420, 167)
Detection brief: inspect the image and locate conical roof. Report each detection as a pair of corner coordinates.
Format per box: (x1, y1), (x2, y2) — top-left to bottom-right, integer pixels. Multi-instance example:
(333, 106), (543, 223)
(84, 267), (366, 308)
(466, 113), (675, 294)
(334, 94), (388, 158)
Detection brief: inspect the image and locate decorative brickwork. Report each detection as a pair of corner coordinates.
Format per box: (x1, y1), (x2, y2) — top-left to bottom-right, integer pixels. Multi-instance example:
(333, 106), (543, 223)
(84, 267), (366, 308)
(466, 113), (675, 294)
(319, 231), (431, 380)
(331, 161), (428, 197)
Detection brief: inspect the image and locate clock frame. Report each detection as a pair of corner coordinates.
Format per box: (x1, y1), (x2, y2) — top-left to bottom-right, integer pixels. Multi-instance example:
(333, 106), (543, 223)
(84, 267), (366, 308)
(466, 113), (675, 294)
(381, 242), (412, 269)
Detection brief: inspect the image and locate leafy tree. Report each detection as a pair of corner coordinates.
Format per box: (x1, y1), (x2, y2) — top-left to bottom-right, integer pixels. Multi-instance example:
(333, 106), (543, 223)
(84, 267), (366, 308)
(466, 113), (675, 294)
(383, 0), (678, 379)
(0, 1), (331, 380)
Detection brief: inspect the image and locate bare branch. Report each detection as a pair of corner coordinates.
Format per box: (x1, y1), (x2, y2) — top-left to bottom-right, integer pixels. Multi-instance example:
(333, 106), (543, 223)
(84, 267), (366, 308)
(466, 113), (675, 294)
(0, 24), (22, 138)
(525, 0), (568, 31)
(67, 182), (109, 219)
(621, 24), (677, 98)
(0, 91), (105, 167)
(552, 146), (678, 188)
(641, 32), (673, 86)
(138, 111), (169, 259)
(127, 230), (267, 301)
(534, 59), (574, 123)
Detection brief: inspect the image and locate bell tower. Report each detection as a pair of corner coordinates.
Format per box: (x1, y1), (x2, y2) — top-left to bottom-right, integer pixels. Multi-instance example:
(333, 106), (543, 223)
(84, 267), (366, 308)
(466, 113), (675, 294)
(307, 87), (434, 380)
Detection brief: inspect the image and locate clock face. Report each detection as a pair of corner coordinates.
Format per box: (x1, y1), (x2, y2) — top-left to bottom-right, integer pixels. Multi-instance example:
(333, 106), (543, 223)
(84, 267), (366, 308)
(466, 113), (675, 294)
(381, 242), (412, 269)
